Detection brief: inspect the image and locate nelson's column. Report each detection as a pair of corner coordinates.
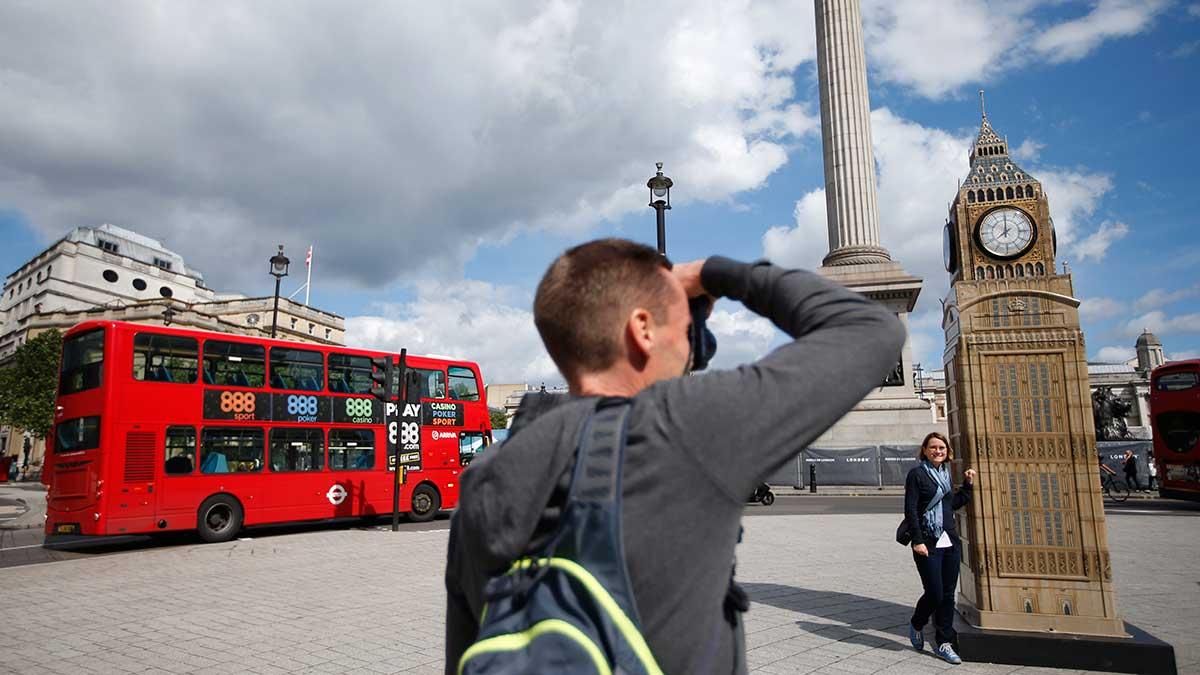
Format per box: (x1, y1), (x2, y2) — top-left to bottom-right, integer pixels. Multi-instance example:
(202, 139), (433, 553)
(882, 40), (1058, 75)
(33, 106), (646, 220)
(812, 0), (935, 446)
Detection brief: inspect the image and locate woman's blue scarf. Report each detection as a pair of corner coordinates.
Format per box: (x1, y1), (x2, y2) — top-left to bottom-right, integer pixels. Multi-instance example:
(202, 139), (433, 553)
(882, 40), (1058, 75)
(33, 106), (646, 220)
(921, 459), (952, 541)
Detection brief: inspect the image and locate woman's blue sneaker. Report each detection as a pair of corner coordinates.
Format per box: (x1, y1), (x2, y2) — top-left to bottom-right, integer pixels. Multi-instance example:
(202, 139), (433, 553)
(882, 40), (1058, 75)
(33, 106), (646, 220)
(936, 642), (962, 665)
(908, 623), (924, 651)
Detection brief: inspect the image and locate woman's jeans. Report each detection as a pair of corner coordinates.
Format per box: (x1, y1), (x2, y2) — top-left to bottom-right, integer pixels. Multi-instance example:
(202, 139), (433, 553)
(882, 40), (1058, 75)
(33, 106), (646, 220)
(911, 541), (960, 646)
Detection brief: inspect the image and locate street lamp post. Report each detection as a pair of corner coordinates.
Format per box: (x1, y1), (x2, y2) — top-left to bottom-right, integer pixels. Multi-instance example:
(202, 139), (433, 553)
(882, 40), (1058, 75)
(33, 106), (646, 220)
(269, 245), (290, 338)
(161, 304), (177, 326)
(647, 162), (673, 255)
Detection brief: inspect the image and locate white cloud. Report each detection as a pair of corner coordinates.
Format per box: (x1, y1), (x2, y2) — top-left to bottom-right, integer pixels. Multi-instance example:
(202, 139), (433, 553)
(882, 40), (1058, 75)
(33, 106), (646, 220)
(346, 280), (558, 387)
(704, 305), (780, 370)
(1071, 220), (1129, 262)
(1093, 346), (1135, 363)
(1169, 40), (1200, 59)
(1134, 286), (1200, 313)
(1012, 139), (1045, 162)
(1191, 4), (1200, 18)
(1034, 0), (1169, 63)
(761, 189), (829, 270)
(1080, 297), (1127, 321)
(1170, 350), (1200, 362)
(1037, 169), (1114, 249)
(1121, 311), (1200, 338)
(862, 0), (1029, 99)
(0, 1), (820, 293)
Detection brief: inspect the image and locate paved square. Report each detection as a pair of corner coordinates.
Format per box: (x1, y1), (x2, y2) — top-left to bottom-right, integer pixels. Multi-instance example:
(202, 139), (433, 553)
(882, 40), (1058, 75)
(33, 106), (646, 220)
(2, 507), (1195, 674)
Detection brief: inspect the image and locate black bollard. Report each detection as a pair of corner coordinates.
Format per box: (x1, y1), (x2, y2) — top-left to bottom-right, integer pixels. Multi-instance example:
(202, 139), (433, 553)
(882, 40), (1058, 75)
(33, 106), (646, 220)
(809, 464), (817, 493)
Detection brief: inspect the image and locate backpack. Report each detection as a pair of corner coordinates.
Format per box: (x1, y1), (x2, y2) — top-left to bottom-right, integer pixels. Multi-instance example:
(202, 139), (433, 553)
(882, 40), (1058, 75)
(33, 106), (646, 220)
(458, 397), (664, 674)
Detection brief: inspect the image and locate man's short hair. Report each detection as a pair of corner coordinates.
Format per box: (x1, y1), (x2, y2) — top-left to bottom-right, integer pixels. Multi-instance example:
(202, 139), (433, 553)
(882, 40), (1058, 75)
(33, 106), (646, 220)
(534, 238), (672, 381)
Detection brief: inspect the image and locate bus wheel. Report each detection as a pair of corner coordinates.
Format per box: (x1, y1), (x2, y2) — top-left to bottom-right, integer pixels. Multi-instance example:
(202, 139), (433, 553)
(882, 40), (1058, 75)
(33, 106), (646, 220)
(409, 484), (441, 522)
(197, 495), (243, 543)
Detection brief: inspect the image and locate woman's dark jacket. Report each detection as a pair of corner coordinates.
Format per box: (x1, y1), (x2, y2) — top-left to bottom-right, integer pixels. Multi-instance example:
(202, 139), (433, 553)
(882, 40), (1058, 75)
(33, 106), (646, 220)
(904, 464), (972, 549)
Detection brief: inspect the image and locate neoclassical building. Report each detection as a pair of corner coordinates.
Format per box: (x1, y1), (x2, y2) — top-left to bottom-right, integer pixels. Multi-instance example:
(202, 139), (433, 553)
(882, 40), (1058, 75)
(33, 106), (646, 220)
(1085, 330), (1167, 440)
(0, 223), (344, 477)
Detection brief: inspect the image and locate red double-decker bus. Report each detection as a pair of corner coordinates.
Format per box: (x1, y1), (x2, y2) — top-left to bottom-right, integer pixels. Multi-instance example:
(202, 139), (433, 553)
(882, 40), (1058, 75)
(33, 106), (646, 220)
(1150, 359), (1200, 502)
(44, 320), (491, 545)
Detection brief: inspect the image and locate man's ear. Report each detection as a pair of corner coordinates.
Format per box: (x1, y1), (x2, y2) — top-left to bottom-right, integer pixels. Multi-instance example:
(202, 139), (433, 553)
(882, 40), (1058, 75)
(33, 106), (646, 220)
(626, 306), (655, 358)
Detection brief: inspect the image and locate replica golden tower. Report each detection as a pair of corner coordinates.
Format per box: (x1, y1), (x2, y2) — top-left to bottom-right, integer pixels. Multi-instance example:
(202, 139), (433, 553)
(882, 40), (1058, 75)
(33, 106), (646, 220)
(942, 95), (1124, 637)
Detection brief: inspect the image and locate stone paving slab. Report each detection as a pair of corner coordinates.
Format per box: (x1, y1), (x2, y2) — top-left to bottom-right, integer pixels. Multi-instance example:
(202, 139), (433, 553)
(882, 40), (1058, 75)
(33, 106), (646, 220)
(0, 507), (1194, 674)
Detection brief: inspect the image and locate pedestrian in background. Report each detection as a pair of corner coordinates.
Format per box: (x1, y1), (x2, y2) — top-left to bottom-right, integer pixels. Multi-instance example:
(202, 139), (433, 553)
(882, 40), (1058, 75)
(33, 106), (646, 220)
(904, 432), (976, 665)
(445, 239), (905, 674)
(1147, 449), (1158, 492)
(1123, 448), (1139, 492)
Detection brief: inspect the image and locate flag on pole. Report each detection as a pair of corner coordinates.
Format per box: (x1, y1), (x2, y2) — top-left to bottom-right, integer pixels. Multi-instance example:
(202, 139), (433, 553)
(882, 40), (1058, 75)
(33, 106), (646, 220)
(305, 246), (313, 267)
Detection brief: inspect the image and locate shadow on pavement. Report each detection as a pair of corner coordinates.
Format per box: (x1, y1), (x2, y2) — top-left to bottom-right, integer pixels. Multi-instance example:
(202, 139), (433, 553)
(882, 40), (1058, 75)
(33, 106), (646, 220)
(743, 582), (913, 652)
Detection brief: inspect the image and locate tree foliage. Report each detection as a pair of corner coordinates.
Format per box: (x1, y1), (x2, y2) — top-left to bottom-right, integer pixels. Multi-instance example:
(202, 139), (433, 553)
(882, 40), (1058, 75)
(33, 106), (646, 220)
(489, 408), (509, 431)
(0, 329), (62, 439)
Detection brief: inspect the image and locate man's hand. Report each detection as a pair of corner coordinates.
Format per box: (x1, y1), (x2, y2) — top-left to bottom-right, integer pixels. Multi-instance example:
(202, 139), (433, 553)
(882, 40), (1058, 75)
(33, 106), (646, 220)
(964, 468), (977, 485)
(912, 543), (929, 557)
(672, 260), (710, 300)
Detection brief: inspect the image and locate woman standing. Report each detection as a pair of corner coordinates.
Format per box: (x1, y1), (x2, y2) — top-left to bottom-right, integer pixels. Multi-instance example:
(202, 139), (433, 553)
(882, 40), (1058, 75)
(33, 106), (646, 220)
(904, 432), (976, 665)
(1122, 449), (1140, 492)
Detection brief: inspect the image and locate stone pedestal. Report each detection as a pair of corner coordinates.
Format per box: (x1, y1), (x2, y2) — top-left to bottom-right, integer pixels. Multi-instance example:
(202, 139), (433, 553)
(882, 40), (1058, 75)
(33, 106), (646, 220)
(815, 262), (943, 447)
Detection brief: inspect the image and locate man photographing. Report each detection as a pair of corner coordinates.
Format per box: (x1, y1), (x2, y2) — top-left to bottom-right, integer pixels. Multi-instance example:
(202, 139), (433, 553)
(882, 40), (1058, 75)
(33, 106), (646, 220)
(445, 238), (905, 673)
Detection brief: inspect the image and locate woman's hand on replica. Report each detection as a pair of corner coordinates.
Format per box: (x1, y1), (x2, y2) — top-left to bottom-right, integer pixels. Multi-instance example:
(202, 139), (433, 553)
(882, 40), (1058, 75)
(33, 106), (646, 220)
(912, 543), (929, 557)
(964, 468), (977, 485)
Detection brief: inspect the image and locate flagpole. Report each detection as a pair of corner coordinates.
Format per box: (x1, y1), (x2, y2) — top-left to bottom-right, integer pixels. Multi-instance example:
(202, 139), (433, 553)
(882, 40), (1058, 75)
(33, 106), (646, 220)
(304, 245), (313, 306)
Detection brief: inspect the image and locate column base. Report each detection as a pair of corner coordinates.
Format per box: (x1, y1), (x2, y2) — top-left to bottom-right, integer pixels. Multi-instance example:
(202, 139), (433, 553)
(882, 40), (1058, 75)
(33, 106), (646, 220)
(822, 245), (891, 266)
(954, 613), (1177, 674)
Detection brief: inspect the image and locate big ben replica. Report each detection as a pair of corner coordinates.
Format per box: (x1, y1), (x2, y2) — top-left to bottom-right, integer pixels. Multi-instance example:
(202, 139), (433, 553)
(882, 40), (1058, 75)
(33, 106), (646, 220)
(941, 97), (1126, 639)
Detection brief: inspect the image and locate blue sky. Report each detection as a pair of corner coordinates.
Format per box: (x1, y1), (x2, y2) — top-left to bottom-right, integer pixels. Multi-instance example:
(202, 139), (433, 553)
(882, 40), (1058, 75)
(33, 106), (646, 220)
(1, 1), (1197, 386)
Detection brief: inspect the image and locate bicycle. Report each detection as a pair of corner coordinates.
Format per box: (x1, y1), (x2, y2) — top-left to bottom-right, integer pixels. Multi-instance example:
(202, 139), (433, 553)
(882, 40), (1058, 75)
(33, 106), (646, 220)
(1100, 472), (1130, 502)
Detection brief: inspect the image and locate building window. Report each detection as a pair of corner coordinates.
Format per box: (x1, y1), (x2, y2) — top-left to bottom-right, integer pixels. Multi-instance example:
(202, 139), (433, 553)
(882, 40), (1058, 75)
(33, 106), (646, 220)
(269, 427), (324, 472)
(102, 269), (119, 283)
(132, 278), (147, 291)
(164, 426), (196, 475)
(325, 328), (331, 340)
(200, 427), (263, 473)
(98, 239), (120, 254)
(160, 286), (173, 298)
(308, 322), (314, 335)
(153, 257), (173, 271)
(290, 318), (297, 330)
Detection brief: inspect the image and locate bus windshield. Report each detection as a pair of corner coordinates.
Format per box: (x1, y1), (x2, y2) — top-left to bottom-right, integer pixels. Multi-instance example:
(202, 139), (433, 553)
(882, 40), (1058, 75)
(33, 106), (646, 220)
(60, 329), (105, 395)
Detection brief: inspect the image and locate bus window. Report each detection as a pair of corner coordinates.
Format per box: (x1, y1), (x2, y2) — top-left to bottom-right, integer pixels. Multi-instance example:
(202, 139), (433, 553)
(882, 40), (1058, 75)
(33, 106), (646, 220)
(60, 329), (104, 395)
(133, 333), (198, 383)
(448, 366), (480, 401)
(200, 428), (263, 473)
(330, 428), (375, 470)
(269, 428), (325, 472)
(54, 416), (101, 453)
(165, 426), (196, 475)
(459, 432), (486, 466)
(1157, 411), (1200, 454)
(1156, 372), (1198, 392)
(328, 353), (373, 394)
(203, 340), (266, 388)
(269, 347), (323, 391)
(420, 369), (447, 398)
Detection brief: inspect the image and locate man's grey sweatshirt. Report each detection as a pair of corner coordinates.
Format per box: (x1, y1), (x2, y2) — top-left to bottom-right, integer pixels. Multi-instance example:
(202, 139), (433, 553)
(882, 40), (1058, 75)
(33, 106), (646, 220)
(444, 256), (907, 674)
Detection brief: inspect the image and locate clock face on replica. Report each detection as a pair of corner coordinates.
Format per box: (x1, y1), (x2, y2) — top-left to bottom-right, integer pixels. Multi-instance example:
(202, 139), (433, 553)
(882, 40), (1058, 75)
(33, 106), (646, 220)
(977, 208), (1035, 259)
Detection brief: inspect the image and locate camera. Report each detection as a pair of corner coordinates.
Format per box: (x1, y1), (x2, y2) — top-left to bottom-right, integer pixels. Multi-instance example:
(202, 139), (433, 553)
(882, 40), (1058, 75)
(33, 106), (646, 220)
(688, 296), (718, 372)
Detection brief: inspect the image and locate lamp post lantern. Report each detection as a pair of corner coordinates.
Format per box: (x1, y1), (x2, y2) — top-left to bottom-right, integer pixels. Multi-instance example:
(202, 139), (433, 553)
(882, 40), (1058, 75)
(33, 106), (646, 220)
(269, 245), (290, 338)
(646, 162), (673, 255)
(161, 304), (177, 326)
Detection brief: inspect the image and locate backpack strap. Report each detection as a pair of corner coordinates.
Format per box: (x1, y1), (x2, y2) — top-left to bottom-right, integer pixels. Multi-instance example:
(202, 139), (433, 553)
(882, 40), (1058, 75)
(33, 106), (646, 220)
(543, 396), (643, 627)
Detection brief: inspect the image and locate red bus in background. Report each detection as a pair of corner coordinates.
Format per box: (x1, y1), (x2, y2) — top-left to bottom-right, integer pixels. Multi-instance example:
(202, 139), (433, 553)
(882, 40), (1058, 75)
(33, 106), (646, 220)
(1150, 359), (1200, 502)
(44, 320), (491, 545)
